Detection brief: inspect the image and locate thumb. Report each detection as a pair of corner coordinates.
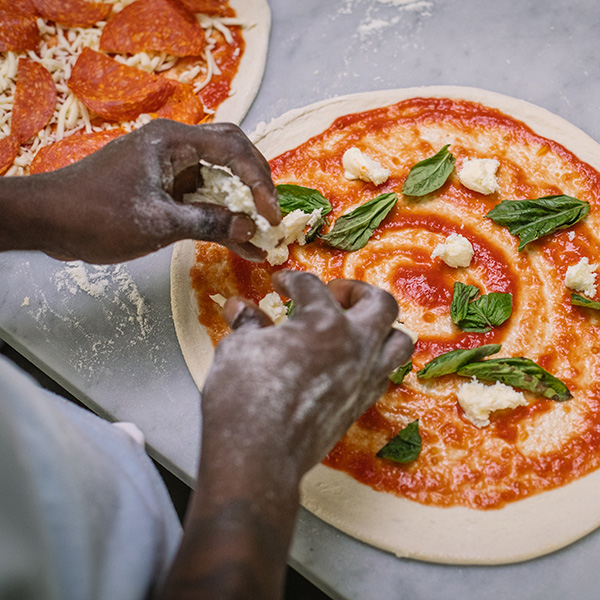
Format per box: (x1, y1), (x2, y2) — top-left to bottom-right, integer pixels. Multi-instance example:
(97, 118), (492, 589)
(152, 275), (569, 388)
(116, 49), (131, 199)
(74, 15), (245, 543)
(173, 202), (256, 243)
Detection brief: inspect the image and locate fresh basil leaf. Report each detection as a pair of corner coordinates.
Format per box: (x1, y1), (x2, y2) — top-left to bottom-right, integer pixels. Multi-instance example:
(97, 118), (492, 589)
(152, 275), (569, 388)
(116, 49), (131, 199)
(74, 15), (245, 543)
(276, 184), (332, 216)
(389, 360), (413, 385)
(571, 293), (600, 310)
(376, 420), (421, 463)
(458, 292), (513, 332)
(450, 282), (479, 324)
(449, 282), (512, 332)
(457, 357), (572, 402)
(276, 184), (332, 241)
(402, 145), (456, 196)
(320, 192), (398, 251)
(486, 195), (590, 251)
(284, 299), (296, 318)
(417, 344), (502, 379)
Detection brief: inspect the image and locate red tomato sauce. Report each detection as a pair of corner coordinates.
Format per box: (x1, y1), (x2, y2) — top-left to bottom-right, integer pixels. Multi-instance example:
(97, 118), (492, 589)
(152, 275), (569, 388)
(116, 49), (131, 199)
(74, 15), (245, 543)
(191, 97), (600, 509)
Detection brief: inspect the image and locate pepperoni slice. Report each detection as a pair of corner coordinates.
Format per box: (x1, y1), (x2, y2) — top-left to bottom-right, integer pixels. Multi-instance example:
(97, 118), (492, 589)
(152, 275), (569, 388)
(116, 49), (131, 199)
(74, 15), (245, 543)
(0, 135), (20, 175)
(100, 0), (205, 57)
(0, 0), (37, 15)
(29, 129), (126, 174)
(179, 0), (231, 16)
(0, 9), (39, 52)
(68, 48), (173, 122)
(155, 80), (205, 124)
(12, 59), (57, 144)
(31, 0), (111, 27)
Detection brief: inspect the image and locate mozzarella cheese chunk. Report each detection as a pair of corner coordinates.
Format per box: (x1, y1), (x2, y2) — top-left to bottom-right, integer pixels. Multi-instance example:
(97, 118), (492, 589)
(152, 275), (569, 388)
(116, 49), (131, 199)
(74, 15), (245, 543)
(209, 293), (228, 308)
(456, 379), (528, 428)
(185, 163), (321, 266)
(565, 257), (598, 298)
(342, 147), (390, 186)
(458, 158), (500, 195)
(258, 292), (288, 325)
(431, 233), (474, 268)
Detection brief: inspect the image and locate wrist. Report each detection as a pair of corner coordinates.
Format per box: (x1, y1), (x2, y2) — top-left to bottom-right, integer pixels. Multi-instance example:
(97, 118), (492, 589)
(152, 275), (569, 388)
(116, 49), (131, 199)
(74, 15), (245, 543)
(159, 434), (302, 600)
(198, 430), (302, 525)
(0, 172), (66, 254)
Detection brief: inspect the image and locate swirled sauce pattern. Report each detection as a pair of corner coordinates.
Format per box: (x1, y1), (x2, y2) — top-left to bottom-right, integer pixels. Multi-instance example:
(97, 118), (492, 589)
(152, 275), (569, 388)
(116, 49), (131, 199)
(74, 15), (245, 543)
(190, 97), (600, 509)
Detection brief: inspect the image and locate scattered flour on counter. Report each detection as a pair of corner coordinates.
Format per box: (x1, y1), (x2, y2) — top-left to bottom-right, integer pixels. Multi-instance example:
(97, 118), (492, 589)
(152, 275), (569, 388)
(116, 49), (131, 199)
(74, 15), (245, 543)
(335, 0), (433, 47)
(17, 259), (172, 382)
(55, 261), (152, 339)
(376, 0), (432, 7)
(358, 18), (397, 38)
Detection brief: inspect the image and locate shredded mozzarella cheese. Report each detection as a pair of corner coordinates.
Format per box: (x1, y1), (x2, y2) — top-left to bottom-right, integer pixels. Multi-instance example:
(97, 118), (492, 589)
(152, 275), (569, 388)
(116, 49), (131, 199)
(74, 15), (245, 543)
(0, 5), (243, 175)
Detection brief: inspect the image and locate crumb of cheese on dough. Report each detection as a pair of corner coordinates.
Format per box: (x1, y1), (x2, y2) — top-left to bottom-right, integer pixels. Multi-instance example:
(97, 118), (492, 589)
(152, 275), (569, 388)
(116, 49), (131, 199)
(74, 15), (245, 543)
(565, 257), (598, 298)
(456, 379), (528, 428)
(209, 293), (228, 308)
(458, 158), (500, 195)
(258, 292), (288, 324)
(184, 162), (321, 266)
(261, 208), (323, 265)
(342, 147), (390, 186)
(431, 233), (474, 268)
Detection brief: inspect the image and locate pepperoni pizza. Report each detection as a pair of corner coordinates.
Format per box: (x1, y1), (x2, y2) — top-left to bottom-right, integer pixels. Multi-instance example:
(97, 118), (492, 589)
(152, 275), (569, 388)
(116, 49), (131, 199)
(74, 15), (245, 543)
(0, 0), (270, 176)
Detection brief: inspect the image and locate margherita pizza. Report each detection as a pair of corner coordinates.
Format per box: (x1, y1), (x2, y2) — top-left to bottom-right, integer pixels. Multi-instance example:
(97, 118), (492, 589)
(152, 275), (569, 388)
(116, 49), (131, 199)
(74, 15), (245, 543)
(0, 0), (270, 176)
(170, 87), (600, 564)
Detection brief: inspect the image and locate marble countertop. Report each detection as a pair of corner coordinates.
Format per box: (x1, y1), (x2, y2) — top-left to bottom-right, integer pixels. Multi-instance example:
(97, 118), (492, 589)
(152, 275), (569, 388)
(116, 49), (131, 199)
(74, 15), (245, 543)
(2, 0), (600, 598)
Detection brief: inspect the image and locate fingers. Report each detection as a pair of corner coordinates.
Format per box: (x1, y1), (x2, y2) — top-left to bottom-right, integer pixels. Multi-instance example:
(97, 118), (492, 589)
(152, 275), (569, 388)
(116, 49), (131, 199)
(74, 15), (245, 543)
(376, 329), (415, 379)
(271, 270), (341, 316)
(223, 297), (273, 330)
(327, 278), (399, 336)
(156, 120), (280, 225)
(171, 202), (256, 244)
(171, 162), (200, 203)
(185, 122), (281, 226)
(221, 240), (267, 262)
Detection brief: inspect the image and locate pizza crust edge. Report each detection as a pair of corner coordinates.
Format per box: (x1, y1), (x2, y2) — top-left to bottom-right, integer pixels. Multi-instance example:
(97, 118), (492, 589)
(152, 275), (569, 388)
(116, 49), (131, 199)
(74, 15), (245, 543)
(171, 86), (600, 564)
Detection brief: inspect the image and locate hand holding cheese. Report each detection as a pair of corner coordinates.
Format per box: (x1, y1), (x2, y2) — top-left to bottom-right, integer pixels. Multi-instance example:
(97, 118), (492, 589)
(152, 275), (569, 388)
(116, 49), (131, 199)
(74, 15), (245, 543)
(0, 119), (280, 264)
(161, 271), (414, 599)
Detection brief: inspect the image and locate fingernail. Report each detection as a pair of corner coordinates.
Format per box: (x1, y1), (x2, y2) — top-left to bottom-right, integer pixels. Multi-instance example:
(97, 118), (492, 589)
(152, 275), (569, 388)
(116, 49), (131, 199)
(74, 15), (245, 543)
(229, 215), (254, 241)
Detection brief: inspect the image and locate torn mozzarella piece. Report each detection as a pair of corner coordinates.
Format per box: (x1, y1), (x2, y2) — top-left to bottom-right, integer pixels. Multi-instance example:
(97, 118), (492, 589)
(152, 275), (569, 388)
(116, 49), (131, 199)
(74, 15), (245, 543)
(565, 257), (598, 298)
(183, 162), (321, 265)
(458, 158), (500, 195)
(184, 161), (259, 216)
(342, 147), (390, 186)
(209, 293), (228, 308)
(456, 379), (528, 428)
(431, 233), (474, 268)
(258, 291), (288, 325)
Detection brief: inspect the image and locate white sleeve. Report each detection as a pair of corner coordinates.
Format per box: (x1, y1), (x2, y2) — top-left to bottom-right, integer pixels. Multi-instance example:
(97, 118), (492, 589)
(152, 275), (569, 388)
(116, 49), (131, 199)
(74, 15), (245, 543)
(0, 356), (182, 600)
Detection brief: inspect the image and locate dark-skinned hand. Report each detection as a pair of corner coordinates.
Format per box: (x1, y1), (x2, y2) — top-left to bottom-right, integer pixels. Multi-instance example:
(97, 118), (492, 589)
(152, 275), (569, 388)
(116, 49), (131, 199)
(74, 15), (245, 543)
(160, 271), (414, 600)
(203, 269), (414, 486)
(0, 119), (280, 264)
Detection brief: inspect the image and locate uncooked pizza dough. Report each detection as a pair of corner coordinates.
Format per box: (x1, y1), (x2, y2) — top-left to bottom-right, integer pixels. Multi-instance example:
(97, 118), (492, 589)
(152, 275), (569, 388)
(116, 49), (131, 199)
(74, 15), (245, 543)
(214, 0), (271, 124)
(170, 86), (600, 564)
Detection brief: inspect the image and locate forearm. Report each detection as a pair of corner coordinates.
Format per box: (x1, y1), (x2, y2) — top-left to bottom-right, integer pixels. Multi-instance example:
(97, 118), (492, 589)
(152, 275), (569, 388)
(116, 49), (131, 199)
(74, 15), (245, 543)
(158, 433), (301, 600)
(0, 172), (66, 253)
